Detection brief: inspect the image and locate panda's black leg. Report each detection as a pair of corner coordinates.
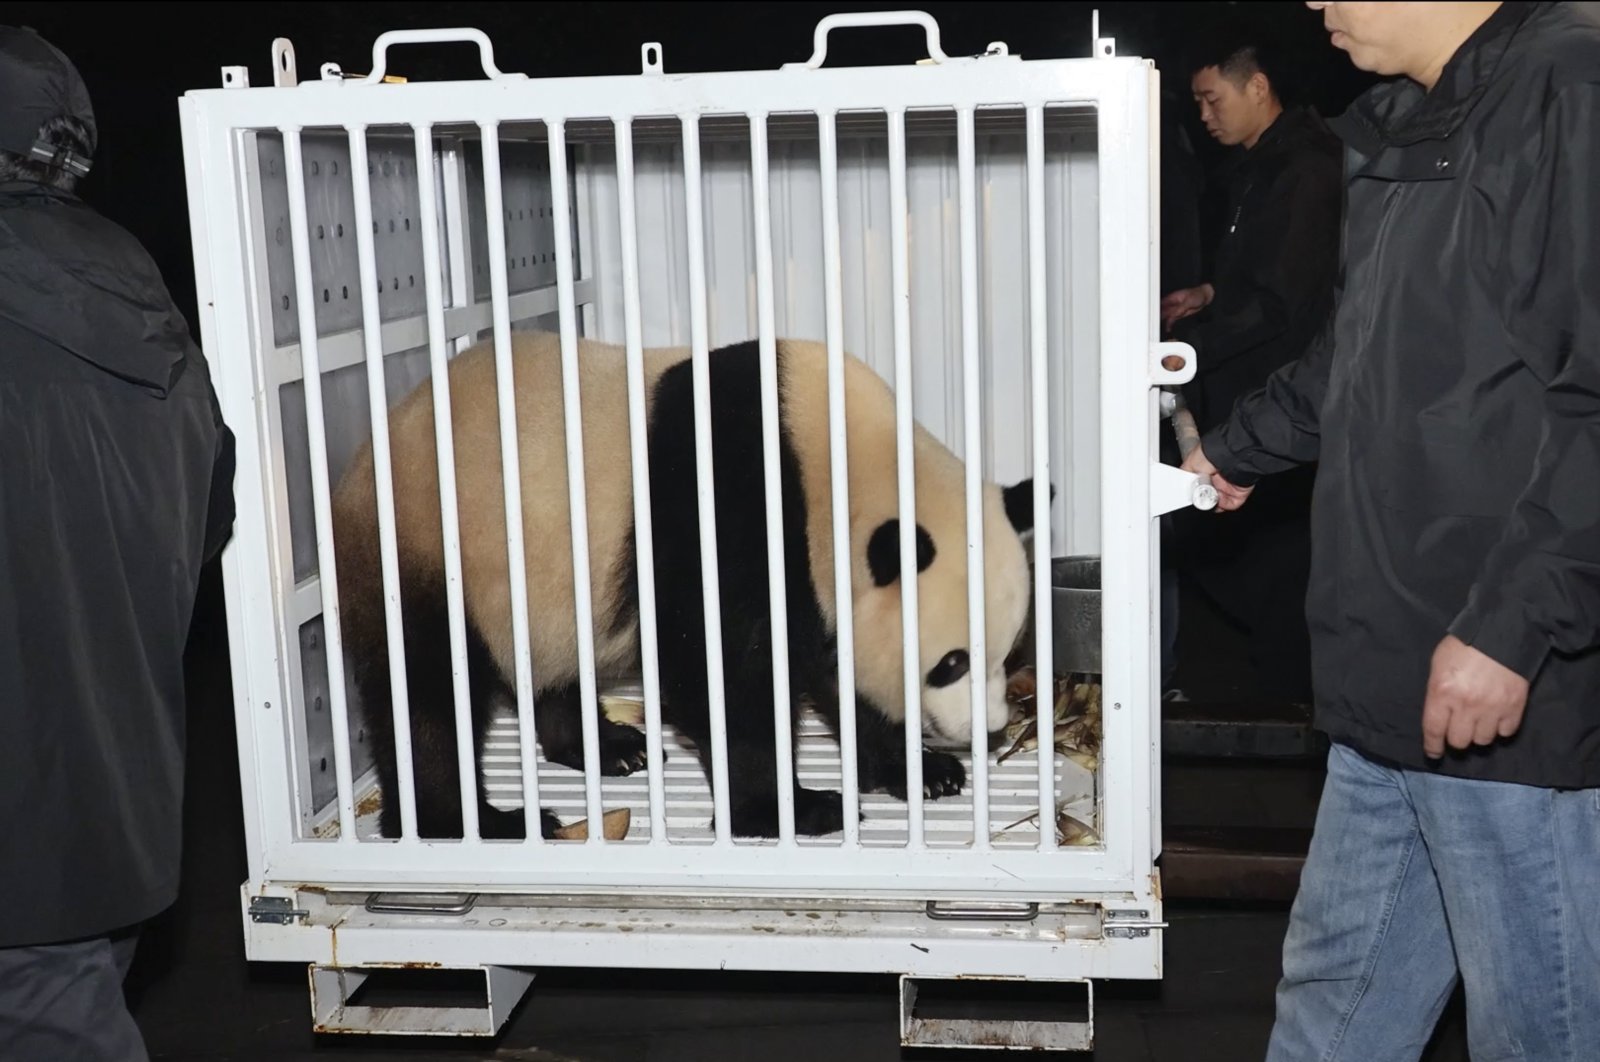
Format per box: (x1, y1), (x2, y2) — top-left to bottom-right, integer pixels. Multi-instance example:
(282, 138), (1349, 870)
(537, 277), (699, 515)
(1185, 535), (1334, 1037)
(710, 733), (848, 838)
(533, 682), (648, 778)
(831, 695), (967, 802)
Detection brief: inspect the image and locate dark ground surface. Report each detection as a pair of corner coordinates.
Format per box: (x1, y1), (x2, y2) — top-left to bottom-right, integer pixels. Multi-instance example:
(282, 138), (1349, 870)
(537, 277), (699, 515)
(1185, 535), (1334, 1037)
(116, 569), (1470, 1061)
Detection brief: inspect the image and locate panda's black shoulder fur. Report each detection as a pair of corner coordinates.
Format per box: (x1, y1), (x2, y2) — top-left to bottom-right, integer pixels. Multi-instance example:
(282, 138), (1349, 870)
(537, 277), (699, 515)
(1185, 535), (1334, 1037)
(636, 339), (854, 834)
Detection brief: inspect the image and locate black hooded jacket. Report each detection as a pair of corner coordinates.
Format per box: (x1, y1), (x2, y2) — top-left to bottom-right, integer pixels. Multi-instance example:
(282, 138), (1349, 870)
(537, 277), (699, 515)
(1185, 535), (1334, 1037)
(1203, 2), (1600, 787)
(1174, 105), (1345, 436)
(0, 181), (235, 946)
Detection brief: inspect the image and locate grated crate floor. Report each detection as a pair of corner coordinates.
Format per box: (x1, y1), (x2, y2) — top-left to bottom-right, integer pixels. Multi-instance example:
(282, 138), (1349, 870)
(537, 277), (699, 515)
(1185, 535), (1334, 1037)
(347, 685), (1099, 848)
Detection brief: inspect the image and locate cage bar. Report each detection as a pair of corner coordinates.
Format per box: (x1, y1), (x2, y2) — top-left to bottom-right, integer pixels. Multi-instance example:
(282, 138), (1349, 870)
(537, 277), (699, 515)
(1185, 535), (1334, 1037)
(681, 116), (734, 845)
(750, 111), (798, 846)
(1027, 105), (1057, 850)
(409, 122), (494, 844)
(548, 121), (608, 839)
(818, 109), (861, 848)
(281, 126), (358, 843)
(615, 118), (669, 844)
(956, 107), (990, 849)
(887, 106), (924, 849)
(346, 124), (418, 841)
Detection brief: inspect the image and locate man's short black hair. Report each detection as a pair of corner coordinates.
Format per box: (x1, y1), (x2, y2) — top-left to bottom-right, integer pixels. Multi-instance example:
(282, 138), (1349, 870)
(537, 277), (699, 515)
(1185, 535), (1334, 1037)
(1187, 26), (1288, 103)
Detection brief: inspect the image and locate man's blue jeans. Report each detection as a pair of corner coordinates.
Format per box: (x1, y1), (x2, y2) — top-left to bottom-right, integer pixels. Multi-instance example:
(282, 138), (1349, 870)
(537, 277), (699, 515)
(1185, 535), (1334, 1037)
(1267, 742), (1600, 1061)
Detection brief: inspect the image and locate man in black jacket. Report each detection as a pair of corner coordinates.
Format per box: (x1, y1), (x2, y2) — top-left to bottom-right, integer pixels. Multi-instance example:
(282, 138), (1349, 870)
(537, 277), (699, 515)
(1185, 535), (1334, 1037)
(1163, 32), (1344, 704)
(1185, 3), (1600, 1057)
(0, 27), (235, 1060)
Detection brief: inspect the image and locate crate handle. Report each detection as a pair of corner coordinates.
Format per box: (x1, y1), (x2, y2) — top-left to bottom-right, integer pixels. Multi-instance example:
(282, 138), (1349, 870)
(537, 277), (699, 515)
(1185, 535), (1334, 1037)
(356, 28), (526, 85)
(791, 10), (949, 70)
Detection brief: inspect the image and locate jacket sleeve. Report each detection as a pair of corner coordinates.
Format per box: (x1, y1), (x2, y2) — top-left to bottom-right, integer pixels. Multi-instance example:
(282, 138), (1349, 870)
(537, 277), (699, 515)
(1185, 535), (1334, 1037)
(1195, 289), (1338, 488)
(1173, 153), (1342, 373)
(1449, 82), (1600, 680)
(200, 374), (237, 566)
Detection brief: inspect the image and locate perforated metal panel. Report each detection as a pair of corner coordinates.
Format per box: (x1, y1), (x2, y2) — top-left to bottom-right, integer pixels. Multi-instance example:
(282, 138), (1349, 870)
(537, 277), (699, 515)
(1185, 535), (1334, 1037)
(256, 133), (432, 348)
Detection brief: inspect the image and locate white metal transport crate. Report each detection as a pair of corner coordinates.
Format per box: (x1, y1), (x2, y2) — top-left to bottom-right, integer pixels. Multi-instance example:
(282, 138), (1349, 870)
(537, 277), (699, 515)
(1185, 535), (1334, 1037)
(178, 11), (1213, 1048)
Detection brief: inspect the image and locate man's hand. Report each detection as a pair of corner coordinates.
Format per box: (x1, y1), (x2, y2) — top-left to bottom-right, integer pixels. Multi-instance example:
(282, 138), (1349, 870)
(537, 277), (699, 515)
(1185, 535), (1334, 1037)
(1161, 283), (1214, 332)
(1421, 635), (1530, 759)
(1180, 442), (1255, 512)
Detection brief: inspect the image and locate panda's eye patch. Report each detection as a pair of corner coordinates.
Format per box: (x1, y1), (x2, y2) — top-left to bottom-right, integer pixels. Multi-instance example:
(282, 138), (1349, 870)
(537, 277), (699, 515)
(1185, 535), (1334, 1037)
(926, 650), (970, 689)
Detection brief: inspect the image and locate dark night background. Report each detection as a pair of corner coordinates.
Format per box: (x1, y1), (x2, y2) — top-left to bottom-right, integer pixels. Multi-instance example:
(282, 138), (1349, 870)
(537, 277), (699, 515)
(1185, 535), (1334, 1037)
(4, 3), (1411, 1059)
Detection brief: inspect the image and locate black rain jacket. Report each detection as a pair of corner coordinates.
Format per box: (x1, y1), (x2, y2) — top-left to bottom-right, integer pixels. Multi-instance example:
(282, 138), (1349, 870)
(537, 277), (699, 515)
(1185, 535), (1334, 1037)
(0, 181), (235, 947)
(1203, 1), (1600, 788)
(1174, 105), (1344, 436)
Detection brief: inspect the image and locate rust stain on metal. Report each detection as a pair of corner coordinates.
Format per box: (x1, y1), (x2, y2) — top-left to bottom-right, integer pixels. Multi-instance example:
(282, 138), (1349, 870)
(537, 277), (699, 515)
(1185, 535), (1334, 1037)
(1151, 870), (1164, 902)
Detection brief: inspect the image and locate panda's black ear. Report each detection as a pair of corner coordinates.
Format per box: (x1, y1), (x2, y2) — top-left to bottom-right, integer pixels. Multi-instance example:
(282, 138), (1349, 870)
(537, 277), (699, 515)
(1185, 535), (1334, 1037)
(1003, 479), (1055, 534)
(867, 520), (936, 587)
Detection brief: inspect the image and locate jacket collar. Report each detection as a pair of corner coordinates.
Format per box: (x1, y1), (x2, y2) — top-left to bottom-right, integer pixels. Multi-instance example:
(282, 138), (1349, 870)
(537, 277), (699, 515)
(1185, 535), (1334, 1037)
(1333, 1), (1543, 156)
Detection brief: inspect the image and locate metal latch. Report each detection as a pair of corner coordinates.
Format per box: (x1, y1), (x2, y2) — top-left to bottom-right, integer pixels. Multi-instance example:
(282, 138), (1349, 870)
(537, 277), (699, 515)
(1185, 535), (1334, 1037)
(1104, 908), (1167, 939)
(248, 896), (310, 925)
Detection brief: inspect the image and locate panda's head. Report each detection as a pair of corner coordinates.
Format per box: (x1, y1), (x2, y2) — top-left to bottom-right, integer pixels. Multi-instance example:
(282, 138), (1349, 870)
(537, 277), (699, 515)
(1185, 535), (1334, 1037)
(856, 478), (1047, 747)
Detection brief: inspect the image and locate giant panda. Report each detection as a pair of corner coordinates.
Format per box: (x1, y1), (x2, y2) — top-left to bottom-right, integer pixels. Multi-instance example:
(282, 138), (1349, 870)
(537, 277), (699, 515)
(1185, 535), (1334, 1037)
(330, 330), (1046, 841)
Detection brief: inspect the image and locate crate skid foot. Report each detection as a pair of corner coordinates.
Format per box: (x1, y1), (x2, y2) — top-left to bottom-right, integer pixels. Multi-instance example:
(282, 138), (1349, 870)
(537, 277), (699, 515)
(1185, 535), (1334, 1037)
(308, 963), (534, 1036)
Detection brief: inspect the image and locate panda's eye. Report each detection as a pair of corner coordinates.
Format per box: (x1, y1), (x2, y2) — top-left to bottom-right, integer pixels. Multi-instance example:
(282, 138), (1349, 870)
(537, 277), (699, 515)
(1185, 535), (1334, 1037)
(926, 650), (970, 689)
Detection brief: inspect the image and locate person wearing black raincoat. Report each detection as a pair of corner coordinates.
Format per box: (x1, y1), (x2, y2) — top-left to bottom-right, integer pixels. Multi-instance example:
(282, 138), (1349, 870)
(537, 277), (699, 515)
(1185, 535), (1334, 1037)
(1184, 3), (1600, 1058)
(0, 26), (235, 1060)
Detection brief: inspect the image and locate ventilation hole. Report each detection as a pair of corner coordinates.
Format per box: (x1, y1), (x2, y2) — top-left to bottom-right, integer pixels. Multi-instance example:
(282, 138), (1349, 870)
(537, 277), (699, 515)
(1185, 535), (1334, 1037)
(315, 697), (323, 712)
(319, 757), (328, 772)
(392, 278), (399, 291)
(281, 295), (290, 310)
(225, 71), (236, 85)
(341, 285), (349, 300)
(372, 221), (379, 234)
(336, 223), (344, 237)
(281, 52), (290, 71)
(332, 160), (340, 175)
(368, 163), (375, 175)
(408, 275), (414, 287)
(322, 289), (330, 303)
(647, 46), (659, 65)
(312, 161), (320, 176)
(389, 219), (395, 233)
(404, 217), (411, 231)
(316, 225), (325, 239)
(275, 226), (284, 246)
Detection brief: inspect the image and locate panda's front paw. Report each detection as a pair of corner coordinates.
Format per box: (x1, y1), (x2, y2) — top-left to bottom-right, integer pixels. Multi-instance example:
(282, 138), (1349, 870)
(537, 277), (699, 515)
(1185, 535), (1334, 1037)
(872, 751), (967, 801)
(599, 718), (650, 776)
(921, 750), (966, 799)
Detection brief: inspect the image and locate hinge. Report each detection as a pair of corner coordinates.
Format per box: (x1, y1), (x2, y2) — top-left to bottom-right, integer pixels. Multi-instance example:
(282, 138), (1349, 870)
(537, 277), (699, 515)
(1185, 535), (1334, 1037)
(1103, 908), (1167, 939)
(248, 895), (310, 925)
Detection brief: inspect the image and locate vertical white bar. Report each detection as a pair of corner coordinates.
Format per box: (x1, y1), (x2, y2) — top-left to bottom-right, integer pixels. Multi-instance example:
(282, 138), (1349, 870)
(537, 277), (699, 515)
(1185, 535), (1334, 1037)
(888, 107), (924, 849)
(416, 124), (483, 850)
(346, 125), (417, 841)
(751, 112), (797, 846)
(548, 122), (606, 838)
(479, 121), (537, 845)
(616, 120), (669, 844)
(1027, 105), (1056, 850)
(683, 116), (733, 845)
(280, 127), (357, 843)
(957, 107), (991, 850)
(819, 110), (860, 847)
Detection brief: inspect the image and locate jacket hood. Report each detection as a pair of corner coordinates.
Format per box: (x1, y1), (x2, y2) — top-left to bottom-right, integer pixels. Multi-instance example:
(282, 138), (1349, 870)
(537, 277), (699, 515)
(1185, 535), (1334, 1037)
(0, 181), (188, 397)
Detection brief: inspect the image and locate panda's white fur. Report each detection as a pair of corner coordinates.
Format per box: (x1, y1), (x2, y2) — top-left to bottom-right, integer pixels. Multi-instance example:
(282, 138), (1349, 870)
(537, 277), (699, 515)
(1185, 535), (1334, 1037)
(331, 330), (1040, 840)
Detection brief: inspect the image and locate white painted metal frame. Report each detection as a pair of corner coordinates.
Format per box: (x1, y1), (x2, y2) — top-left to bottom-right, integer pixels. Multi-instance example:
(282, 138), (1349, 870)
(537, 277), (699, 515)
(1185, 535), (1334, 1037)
(179, 21), (1191, 917)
